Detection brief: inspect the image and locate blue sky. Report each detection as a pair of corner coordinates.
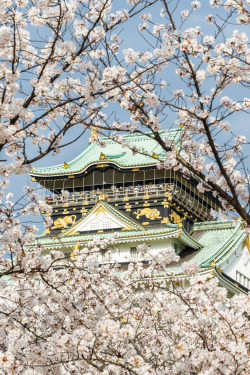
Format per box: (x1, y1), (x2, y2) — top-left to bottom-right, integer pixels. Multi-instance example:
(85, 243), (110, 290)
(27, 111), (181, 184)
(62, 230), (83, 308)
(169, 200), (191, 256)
(4, 1), (249, 233)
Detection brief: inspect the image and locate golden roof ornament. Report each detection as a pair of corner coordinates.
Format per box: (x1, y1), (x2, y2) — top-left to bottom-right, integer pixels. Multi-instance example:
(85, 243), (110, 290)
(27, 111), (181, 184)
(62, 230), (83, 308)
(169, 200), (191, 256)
(242, 232), (250, 253)
(178, 123), (185, 129)
(152, 152), (159, 158)
(70, 242), (80, 261)
(63, 162), (70, 169)
(210, 259), (216, 268)
(99, 152), (107, 161)
(90, 127), (99, 141)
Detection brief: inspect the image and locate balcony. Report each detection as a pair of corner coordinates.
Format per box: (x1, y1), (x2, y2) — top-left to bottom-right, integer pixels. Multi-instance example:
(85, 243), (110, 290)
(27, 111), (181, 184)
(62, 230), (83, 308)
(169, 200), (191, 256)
(44, 184), (174, 206)
(42, 183), (213, 221)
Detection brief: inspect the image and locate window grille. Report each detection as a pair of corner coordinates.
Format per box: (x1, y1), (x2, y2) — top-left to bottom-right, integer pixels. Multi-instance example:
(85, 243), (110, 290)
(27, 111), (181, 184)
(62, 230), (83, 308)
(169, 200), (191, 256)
(91, 221), (99, 230)
(101, 249), (109, 261)
(130, 246), (138, 259)
(103, 220), (111, 229)
(236, 271), (250, 289)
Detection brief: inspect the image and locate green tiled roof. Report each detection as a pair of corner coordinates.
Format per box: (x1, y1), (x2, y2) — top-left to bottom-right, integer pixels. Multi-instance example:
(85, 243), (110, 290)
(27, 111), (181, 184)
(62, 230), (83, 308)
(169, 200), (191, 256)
(35, 218), (246, 277)
(31, 130), (181, 177)
(191, 221), (245, 268)
(35, 224), (201, 250)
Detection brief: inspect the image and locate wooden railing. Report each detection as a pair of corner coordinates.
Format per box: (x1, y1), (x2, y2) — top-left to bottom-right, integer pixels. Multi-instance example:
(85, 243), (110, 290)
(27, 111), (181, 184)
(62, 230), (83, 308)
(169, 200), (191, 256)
(44, 185), (174, 206)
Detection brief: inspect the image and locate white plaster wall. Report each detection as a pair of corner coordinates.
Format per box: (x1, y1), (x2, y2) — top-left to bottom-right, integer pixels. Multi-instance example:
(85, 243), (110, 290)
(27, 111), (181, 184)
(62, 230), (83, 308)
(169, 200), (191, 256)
(75, 209), (126, 232)
(222, 243), (250, 289)
(98, 238), (183, 263)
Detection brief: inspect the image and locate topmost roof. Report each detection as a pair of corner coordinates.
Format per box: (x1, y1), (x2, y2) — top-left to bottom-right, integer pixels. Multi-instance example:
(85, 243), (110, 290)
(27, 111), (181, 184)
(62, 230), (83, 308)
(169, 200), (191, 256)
(30, 129), (181, 177)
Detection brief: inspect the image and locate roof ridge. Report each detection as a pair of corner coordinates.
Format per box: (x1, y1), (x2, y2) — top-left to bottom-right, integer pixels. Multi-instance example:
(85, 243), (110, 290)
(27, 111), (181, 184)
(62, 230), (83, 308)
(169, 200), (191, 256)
(192, 220), (236, 230)
(100, 129), (180, 140)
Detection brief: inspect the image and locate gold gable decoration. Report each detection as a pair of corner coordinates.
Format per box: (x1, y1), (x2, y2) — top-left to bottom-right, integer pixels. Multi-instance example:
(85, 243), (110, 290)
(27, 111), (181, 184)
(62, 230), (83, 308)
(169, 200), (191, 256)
(63, 162), (70, 169)
(52, 215), (76, 229)
(134, 208), (161, 220)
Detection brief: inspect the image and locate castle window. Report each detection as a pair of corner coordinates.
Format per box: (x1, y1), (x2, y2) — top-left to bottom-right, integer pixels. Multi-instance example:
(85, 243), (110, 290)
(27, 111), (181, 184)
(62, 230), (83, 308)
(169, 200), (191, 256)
(103, 220), (111, 229)
(236, 271), (250, 289)
(130, 246), (138, 259)
(101, 249), (110, 262)
(91, 221), (99, 230)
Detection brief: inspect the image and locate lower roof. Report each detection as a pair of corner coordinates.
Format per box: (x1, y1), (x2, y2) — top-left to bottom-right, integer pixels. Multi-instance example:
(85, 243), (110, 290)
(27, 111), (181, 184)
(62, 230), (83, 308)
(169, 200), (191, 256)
(35, 217), (246, 276)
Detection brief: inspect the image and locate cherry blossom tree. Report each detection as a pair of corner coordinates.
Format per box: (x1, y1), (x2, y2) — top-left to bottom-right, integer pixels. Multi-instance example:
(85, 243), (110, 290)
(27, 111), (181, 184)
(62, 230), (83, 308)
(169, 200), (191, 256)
(0, 1), (249, 374)
(0, 0), (249, 222)
(0, 241), (249, 374)
(92, 0), (250, 225)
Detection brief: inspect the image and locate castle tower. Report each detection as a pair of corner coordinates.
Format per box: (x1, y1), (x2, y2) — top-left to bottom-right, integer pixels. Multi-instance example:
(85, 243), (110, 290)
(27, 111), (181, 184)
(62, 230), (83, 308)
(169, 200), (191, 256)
(30, 131), (250, 295)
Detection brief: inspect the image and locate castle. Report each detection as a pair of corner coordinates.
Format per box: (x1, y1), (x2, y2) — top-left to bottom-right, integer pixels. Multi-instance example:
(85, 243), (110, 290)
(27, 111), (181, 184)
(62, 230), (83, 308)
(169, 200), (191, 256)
(30, 130), (250, 296)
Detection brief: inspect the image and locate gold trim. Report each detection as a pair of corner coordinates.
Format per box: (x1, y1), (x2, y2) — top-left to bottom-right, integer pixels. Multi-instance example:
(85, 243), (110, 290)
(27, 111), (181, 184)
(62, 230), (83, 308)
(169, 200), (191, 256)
(142, 222), (149, 225)
(164, 192), (172, 200)
(162, 199), (170, 208)
(122, 225), (134, 231)
(161, 217), (170, 224)
(80, 207), (88, 216)
(242, 235), (250, 253)
(31, 177), (37, 182)
(96, 163), (109, 168)
(125, 203), (132, 212)
(68, 175), (75, 178)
